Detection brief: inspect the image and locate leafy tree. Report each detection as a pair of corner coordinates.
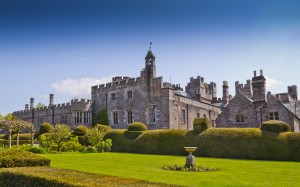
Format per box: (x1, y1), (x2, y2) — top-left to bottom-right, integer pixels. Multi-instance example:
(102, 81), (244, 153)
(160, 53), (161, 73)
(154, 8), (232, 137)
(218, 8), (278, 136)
(49, 124), (71, 152)
(92, 109), (109, 126)
(0, 113), (3, 120)
(86, 127), (112, 152)
(36, 102), (45, 109)
(0, 114), (33, 147)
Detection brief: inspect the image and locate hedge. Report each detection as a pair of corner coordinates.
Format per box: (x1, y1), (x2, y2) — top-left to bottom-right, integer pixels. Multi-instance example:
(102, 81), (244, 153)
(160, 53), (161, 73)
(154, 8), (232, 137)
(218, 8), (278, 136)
(261, 120), (291, 133)
(72, 125), (89, 136)
(0, 167), (177, 187)
(104, 128), (300, 161)
(0, 149), (51, 168)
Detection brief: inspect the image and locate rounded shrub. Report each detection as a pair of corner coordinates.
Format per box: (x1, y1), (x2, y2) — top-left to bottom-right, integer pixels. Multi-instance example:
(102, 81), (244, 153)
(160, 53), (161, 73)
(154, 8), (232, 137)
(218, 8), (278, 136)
(39, 122), (53, 134)
(94, 124), (112, 131)
(128, 122), (147, 131)
(193, 118), (211, 133)
(73, 125), (89, 136)
(124, 131), (143, 139)
(260, 120), (291, 133)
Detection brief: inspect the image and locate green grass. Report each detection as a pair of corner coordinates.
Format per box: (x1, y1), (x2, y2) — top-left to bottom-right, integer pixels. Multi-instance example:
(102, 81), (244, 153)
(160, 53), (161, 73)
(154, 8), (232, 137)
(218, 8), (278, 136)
(43, 153), (300, 187)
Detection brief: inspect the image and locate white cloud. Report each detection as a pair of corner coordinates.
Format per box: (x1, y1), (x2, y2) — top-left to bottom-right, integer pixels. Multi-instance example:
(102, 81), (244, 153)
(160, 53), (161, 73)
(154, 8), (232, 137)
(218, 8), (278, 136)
(51, 76), (113, 98)
(265, 76), (283, 90)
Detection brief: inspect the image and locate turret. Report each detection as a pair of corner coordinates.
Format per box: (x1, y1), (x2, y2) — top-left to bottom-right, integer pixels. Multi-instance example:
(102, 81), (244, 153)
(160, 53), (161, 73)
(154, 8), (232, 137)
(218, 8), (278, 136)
(144, 50), (156, 79)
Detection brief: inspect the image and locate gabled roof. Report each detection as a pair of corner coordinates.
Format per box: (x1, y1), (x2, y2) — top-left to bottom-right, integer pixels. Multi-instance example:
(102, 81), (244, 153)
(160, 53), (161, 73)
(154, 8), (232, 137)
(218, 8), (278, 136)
(145, 50), (156, 59)
(270, 95), (300, 120)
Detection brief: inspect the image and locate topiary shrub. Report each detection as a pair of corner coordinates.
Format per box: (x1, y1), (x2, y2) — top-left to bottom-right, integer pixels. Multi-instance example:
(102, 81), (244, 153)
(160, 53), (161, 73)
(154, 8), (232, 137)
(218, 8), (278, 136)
(72, 125), (89, 136)
(260, 120), (291, 133)
(94, 124), (112, 131)
(39, 122), (53, 134)
(193, 118), (211, 133)
(128, 122), (147, 131)
(0, 149), (51, 167)
(124, 131), (143, 139)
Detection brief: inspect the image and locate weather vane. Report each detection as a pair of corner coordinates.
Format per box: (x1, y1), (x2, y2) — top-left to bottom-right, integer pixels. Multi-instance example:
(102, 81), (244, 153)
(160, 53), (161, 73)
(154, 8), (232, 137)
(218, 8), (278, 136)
(149, 42), (152, 50)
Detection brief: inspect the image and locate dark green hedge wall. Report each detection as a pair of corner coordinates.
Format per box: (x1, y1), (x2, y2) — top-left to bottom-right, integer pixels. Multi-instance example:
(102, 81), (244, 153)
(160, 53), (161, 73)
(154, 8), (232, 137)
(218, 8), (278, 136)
(104, 128), (300, 161)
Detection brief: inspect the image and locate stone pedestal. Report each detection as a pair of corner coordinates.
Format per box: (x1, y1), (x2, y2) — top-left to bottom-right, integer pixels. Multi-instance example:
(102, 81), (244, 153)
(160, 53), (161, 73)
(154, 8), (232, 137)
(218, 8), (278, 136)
(184, 147), (197, 167)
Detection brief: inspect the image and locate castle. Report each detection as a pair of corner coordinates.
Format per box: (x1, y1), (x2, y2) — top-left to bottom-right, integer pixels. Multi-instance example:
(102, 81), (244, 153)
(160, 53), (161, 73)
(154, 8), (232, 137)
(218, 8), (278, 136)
(12, 50), (300, 132)
(13, 49), (227, 131)
(216, 70), (300, 132)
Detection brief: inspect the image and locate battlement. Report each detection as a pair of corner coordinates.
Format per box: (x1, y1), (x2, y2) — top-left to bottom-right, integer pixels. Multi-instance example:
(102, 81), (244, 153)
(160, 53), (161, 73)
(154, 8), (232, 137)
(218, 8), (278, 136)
(163, 82), (183, 91)
(92, 77), (138, 92)
(235, 79), (252, 98)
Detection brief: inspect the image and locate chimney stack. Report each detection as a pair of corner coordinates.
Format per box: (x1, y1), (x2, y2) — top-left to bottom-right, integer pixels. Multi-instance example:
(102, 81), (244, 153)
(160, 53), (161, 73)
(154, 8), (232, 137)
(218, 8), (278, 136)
(49, 94), (54, 106)
(222, 81), (229, 103)
(25, 104), (29, 110)
(254, 70), (256, 77)
(30, 98), (34, 110)
(260, 70), (263, 76)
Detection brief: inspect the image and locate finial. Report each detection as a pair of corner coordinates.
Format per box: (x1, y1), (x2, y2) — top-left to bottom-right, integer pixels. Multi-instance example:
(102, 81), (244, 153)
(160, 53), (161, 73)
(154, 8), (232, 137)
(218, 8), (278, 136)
(149, 42), (152, 50)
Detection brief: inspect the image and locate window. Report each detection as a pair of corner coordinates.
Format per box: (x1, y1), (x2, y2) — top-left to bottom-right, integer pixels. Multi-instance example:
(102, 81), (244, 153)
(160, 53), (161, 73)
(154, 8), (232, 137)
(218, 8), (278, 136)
(84, 112), (90, 123)
(111, 93), (116, 100)
(150, 109), (156, 123)
(203, 114), (207, 118)
(197, 113), (200, 118)
(269, 112), (279, 120)
(127, 91), (133, 99)
(60, 115), (68, 124)
(75, 112), (82, 123)
(236, 115), (245, 123)
(113, 112), (118, 124)
(127, 110), (133, 124)
(182, 109), (186, 123)
(37, 118), (44, 127)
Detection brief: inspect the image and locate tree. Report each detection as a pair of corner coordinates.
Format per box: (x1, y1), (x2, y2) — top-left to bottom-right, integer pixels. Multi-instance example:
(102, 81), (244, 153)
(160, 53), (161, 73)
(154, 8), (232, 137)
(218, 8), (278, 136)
(36, 102), (45, 109)
(92, 109), (109, 125)
(0, 114), (33, 147)
(0, 113), (3, 120)
(50, 124), (71, 152)
(86, 127), (112, 152)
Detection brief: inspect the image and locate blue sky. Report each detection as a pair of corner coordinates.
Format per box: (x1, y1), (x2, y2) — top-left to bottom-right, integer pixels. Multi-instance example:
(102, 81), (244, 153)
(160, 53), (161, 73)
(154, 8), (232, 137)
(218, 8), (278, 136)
(1, 0), (300, 115)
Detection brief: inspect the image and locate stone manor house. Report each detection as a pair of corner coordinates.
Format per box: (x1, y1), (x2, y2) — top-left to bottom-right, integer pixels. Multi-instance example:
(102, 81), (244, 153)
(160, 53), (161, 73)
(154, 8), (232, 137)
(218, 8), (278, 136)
(13, 49), (228, 131)
(12, 50), (300, 132)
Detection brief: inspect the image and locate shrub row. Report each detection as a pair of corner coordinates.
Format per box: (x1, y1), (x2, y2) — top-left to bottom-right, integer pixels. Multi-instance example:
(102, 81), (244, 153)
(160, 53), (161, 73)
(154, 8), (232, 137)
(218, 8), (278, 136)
(104, 128), (300, 161)
(0, 149), (51, 168)
(0, 167), (177, 187)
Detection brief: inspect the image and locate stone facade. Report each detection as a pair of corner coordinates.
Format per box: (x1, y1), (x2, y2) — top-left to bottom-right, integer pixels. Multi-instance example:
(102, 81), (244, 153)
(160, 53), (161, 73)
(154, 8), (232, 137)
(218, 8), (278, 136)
(92, 50), (223, 129)
(13, 95), (92, 131)
(216, 70), (300, 132)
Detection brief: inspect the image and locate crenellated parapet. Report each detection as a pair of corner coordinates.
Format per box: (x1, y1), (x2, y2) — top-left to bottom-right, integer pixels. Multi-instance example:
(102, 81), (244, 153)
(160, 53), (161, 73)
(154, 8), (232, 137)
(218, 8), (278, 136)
(92, 77), (138, 93)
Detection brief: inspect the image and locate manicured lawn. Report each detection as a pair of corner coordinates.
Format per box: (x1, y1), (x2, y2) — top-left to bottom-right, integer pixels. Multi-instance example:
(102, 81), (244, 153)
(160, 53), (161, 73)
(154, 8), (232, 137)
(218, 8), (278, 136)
(44, 153), (300, 187)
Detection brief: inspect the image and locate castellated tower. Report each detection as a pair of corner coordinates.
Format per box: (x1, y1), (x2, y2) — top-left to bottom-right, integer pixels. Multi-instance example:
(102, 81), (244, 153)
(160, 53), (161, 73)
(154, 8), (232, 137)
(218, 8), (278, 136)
(288, 85), (298, 101)
(144, 50), (156, 79)
(251, 70), (266, 102)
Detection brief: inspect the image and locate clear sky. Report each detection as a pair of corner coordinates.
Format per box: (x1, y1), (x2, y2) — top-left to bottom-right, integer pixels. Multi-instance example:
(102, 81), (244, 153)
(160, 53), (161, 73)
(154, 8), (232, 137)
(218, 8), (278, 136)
(1, 0), (300, 115)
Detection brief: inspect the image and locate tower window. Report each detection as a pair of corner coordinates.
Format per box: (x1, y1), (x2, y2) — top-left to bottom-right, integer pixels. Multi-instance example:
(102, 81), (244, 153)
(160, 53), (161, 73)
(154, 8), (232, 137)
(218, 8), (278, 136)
(269, 112), (279, 120)
(127, 110), (133, 124)
(113, 112), (118, 124)
(127, 91), (133, 99)
(111, 93), (116, 100)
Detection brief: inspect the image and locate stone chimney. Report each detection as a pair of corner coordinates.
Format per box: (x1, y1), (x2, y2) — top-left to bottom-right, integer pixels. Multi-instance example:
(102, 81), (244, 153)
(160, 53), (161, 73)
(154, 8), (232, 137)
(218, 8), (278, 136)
(222, 81), (229, 103)
(30, 98), (34, 110)
(25, 104), (29, 110)
(49, 94), (54, 106)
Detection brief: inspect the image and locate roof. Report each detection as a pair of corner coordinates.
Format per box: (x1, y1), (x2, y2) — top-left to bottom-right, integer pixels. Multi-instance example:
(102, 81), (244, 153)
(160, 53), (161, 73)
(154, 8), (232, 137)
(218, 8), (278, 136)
(145, 50), (156, 59)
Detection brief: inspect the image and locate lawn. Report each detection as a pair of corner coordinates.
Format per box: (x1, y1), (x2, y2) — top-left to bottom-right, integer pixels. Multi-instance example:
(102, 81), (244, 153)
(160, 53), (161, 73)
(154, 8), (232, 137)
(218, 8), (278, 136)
(43, 152), (300, 187)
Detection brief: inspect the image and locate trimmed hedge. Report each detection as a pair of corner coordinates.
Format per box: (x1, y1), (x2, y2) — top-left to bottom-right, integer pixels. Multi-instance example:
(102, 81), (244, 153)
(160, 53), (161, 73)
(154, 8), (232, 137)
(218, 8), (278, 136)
(193, 118), (211, 133)
(0, 149), (51, 168)
(261, 120), (291, 133)
(39, 122), (53, 134)
(0, 167), (177, 187)
(104, 128), (300, 161)
(94, 124), (112, 131)
(128, 122), (147, 131)
(72, 125), (89, 136)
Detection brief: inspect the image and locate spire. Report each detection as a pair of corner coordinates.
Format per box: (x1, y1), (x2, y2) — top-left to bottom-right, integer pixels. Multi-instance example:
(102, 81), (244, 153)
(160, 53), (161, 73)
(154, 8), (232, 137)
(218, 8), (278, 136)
(145, 42), (156, 59)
